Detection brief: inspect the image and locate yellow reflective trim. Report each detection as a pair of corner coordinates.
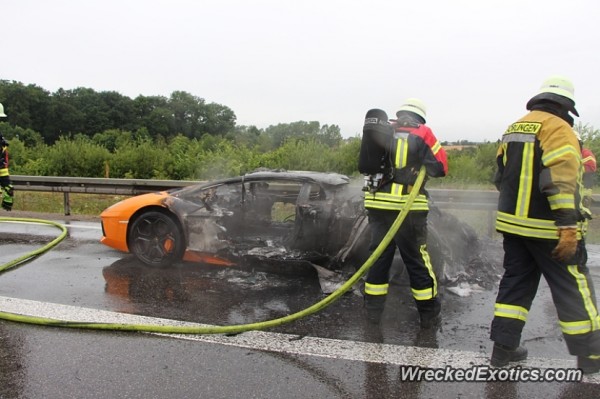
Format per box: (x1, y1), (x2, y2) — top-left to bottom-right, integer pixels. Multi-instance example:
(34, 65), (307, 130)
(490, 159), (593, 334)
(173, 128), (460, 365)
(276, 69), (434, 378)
(411, 287), (434, 300)
(365, 193), (428, 207)
(496, 212), (557, 230)
(547, 193), (576, 210)
(516, 142), (534, 217)
(494, 303), (528, 321)
(409, 244), (438, 301)
(542, 145), (579, 167)
(582, 155), (596, 164)
(567, 265), (600, 331)
(505, 122), (542, 134)
(365, 201), (429, 211)
(420, 243), (437, 297)
(559, 319), (592, 335)
(365, 283), (389, 296)
(0, 168), (8, 177)
(548, 193), (573, 201)
(495, 220), (558, 239)
(365, 192), (428, 202)
(395, 137), (408, 169)
(431, 141), (441, 155)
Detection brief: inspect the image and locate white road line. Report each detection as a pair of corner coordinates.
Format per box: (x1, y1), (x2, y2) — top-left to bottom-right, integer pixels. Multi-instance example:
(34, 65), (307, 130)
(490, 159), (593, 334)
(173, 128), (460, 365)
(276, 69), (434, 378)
(30, 221), (101, 230)
(1, 295), (598, 384)
(0, 220), (102, 230)
(63, 224), (102, 230)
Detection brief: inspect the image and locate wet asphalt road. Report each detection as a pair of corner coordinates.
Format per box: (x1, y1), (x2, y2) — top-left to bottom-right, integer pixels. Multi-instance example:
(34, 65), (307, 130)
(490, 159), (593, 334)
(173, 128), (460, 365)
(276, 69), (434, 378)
(1, 217), (600, 398)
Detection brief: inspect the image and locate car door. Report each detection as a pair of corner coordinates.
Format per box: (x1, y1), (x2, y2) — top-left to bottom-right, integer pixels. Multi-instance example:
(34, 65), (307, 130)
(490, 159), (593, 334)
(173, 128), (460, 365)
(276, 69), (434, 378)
(240, 179), (299, 248)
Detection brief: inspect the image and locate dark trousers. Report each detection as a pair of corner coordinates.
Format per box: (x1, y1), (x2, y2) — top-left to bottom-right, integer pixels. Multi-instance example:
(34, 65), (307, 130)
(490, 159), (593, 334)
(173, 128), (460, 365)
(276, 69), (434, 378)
(365, 209), (438, 314)
(491, 234), (600, 356)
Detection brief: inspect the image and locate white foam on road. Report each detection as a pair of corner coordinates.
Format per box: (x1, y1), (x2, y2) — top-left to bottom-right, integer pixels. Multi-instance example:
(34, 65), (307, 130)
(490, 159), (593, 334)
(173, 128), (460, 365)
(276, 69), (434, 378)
(0, 295), (598, 384)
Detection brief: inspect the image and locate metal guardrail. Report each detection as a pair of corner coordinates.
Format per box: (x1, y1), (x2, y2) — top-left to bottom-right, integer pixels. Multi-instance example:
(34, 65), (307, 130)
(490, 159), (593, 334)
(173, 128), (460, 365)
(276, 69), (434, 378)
(11, 175), (199, 195)
(11, 175), (502, 212)
(10, 175), (600, 225)
(11, 175), (200, 215)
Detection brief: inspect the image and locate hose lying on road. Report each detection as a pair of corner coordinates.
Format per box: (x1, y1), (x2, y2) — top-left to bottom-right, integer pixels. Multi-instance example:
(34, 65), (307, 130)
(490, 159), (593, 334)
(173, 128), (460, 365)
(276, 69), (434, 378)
(0, 167), (426, 335)
(0, 217), (68, 273)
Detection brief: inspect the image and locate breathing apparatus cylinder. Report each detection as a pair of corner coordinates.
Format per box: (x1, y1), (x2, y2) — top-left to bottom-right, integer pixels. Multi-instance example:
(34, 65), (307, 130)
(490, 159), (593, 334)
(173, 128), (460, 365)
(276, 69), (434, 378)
(358, 109), (394, 193)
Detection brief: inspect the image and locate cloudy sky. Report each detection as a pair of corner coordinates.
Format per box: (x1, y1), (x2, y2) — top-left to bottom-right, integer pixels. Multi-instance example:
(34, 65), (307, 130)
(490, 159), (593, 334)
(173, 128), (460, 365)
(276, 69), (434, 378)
(3, 0), (599, 142)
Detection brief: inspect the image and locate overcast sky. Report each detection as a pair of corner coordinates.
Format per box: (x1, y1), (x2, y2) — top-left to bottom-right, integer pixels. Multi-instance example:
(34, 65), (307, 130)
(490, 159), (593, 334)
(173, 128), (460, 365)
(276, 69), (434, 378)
(3, 0), (599, 142)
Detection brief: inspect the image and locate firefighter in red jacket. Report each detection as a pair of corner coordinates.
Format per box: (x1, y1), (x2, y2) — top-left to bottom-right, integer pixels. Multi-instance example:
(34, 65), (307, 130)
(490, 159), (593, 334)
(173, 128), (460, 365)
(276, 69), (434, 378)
(582, 147), (597, 184)
(0, 103), (13, 211)
(582, 146), (596, 189)
(360, 98), (448, 328)
(579, 144), (596, 210)
(490, 76), (600, 373)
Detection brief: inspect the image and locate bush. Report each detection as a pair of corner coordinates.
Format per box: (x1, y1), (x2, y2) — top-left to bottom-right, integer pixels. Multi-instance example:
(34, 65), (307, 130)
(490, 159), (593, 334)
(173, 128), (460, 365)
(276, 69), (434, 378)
(43, 136), (111, 177)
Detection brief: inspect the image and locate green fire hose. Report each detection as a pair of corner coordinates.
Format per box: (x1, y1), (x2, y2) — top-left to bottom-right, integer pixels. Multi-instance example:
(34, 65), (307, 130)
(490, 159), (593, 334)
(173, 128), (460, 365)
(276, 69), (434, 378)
(0, 217), (68, 273)
(0, 167), (426, 334)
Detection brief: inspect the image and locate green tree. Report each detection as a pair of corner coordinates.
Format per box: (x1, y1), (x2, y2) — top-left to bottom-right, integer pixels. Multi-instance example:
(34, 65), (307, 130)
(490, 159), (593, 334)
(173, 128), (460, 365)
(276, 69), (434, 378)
(133, 95), (172, 139)
(43, 88), (86, 143)
(43, 135), (111, 177)
(110, 140), (164, 179)
(167, 91), (236, 139)
(201, 102), (237, 136)
(329, 137), (361, 176)
(0, 122), (44, 147)
(443, 142), (498, 187)
(0, 80), (51, 135)
(92, 129), (134, 152)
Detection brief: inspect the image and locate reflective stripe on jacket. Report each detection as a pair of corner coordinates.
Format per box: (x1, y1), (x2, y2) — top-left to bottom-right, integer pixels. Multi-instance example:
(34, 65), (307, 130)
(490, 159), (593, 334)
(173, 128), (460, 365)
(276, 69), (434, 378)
(364, 122), (447, 211)
(0, 145), (8, 177)
(494, 110), (586, 239)
(582, 148), (597, 173)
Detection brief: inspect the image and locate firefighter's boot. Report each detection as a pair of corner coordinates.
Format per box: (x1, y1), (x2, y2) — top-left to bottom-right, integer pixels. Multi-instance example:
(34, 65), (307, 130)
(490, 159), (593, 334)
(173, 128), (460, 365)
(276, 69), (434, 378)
(364, 294), (386, 324)
(417, 298), (441, 329)
(490, 343), (528, 367)
(577, 356), (600, 374)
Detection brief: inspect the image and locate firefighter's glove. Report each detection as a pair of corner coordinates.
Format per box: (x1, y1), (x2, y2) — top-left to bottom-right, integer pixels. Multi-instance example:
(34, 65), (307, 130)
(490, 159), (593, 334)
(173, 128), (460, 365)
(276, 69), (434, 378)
(1, 184), (13, 211)
(552, 227), (578, 262)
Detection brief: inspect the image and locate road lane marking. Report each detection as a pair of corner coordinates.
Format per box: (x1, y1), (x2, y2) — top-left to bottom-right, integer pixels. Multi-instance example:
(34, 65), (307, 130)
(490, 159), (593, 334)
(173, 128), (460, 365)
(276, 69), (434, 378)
(0, 295), (598, 384)
(0, 220), (102, 230)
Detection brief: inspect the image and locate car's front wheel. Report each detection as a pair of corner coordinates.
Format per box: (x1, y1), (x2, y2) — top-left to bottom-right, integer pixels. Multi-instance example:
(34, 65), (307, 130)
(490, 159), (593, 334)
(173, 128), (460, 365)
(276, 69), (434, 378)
(128, 211), (185, 267)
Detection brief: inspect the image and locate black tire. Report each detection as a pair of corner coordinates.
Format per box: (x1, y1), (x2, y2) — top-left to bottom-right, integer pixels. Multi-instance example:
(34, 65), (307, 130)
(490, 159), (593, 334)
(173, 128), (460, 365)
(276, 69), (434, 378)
(128, 211), (185, 267)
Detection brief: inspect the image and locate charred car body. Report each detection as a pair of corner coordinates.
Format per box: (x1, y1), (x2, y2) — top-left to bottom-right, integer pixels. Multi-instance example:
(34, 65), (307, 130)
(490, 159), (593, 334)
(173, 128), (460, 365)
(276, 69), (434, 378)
(100, 170), (368, 270)
(101, 169), (500, 291)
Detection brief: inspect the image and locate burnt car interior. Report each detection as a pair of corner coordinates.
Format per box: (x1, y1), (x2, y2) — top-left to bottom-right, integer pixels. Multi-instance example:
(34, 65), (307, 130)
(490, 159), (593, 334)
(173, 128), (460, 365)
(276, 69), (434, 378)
(169, 178), (347, 265)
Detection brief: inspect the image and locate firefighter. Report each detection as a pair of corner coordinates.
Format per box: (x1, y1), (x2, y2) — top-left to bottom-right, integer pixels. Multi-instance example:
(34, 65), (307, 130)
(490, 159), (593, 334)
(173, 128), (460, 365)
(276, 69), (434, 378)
(575, 132), (596, 210)
(581, 146), (596, 192)
(362, 98), (448, 328)
(490, 76), (600, 373)
(0, 103), (13, 211)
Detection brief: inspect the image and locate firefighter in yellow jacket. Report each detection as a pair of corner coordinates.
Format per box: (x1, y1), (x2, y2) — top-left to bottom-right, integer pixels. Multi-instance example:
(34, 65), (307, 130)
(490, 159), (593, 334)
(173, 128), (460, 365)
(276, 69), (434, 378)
(359, 99), (448, 328)
(0, 103), (13, 211)
(490, 76), (600, 373)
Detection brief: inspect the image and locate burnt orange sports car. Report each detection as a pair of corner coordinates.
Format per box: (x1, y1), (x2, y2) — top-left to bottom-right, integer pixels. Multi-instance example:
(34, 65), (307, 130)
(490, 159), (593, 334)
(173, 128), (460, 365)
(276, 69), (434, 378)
(100, 170), (368, 269)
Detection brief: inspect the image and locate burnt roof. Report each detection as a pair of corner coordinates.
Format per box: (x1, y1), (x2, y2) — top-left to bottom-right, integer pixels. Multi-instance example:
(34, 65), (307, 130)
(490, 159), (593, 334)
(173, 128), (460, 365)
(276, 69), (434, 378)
(243, 170), (350, 186)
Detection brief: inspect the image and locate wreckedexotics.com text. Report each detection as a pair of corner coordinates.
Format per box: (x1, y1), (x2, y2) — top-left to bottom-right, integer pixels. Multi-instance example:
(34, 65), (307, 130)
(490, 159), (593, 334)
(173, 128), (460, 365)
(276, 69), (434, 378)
(399, 365), (583, 383)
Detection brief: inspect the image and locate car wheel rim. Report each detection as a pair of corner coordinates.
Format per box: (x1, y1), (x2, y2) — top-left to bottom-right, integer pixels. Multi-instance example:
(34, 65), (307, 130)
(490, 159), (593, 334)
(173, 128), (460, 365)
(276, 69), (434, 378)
(131, 215), (178, 264)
